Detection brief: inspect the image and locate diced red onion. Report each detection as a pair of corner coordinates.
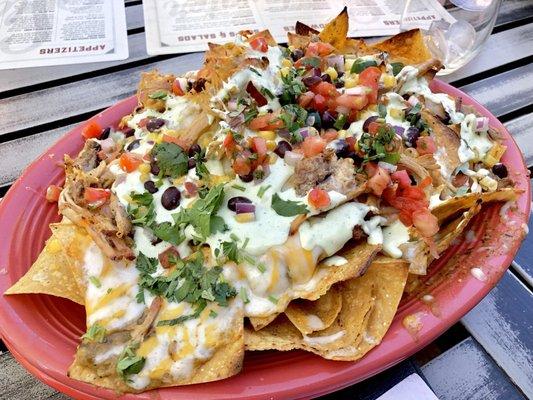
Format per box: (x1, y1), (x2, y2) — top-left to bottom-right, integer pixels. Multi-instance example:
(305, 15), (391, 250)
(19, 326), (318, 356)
(311, 67), (322, 77)
(229, 113), (245, 129)
(326, 55), (344, 72)
(393, 126), (405, 136)
(227, 97), (238, 111)
(343, 86), (368, 96)
(278, 129), (291, 140)
(302, 75), (322, 87)
(378, 161), (397, 173)
(476, 117), (489, 131)
(235, 202), (256, 214)
(284, 150), (304, 166)
(184, 181), (197, 196)
(298, 127), (310, 139)
(407, 95), (420, 106)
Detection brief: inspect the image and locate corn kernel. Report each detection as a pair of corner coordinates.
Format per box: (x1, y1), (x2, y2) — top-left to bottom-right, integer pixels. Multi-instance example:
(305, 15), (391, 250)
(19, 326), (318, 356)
(47, 238), (62, 254)
(266, 140), (277, 151)
(337, 129), (348, 139)
(480, 176), (498, 192)
(344, 75), (359, 88)
(210, 175), (231, 185)
(258, 130), (276, 140)
(281, 58), (292, 68)
(140, 172), (149, 182)
(484, 143), (507, 167)
(235, 212), (255, 223)
(269, 153), (278, 164)
(383, 74), (396, 89)
(280, 67), (290, 77)
(173, 176), (186, 186)
(138, 163), (150, 174)
(389, 108), (404, 120)
(344, 59), (355, 72)
(325, 66), (338, 81)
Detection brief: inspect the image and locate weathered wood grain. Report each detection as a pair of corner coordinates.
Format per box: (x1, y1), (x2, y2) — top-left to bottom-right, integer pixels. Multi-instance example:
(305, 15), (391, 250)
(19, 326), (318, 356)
(443, 23), (533, 84)
(459, 63), (533, 117)
(0, 352), (71, 400)
(497, 0), (533, 26)
(421, 337), (526, 400)
(461, 272), (533, 398)
(505, 113), (533, 167)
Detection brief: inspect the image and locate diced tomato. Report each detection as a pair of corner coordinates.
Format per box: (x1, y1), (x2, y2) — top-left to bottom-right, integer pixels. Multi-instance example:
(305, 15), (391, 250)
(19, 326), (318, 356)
(322, 129), (338, 142)
(248, 113), (284, 130)
(308, 188), (331, 209)
(232, 156), (252, 176)
(335, 93), (368, 111)
(391, 170), (411, 188)
(184, 181), (198, 197)
(45, 185), (62, 203)
(416, 136), (437, 155)
(84, 187), (111, 206)
(412, 209), (439, 237)
(223, 132), (236, 150)
(119, 152), (143, 172)
(367, 121), (381, 135)
(311, 94), (327, 113)
(364, 162), (378, 177)
(306, 42), (334, 57)
(367, 166), (390, 196)
(162, 134), (189, 150)
(301, 136), (326, 158)
(159, 247), (180, 269)
(311, 81), (338, 98)
(81, 121), (102, 140)
(250, 37), (268, 52)
(298, 91), (315, 108)
(172, 79), (185, 96)
(359, 66), (381, 104)
(251, 137), (267, 163)
(345, 136), (356, 152)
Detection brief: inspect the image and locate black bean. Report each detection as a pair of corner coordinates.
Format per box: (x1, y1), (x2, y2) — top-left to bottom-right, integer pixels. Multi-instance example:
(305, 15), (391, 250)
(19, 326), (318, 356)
(332, 139), (350, 158)
(192, 78), (206, 92)
(492, 163), (508, 179)
(126, 139), (141, 151)
(150, 160), (160, 176)
(161, 187), (181, 210)
(123, 128), (135, 137)
(362, 116), (379, 133)
(403, 126), (420, 148)
(302, 75), (322, 87)
(321, 111), (335, 129)
(100, 127), (111, 139)
(335, 81), (344, 88)
(227, 196), (252, 212)
(146, 118), (165, 132)
(144, 180), (158, 194)
(188, 144), (201, 157)
(274, 140), (292, 158)
(239, 173), (254, 183)
(188, 158), (196, 170)
(291, 49), (304, 61)
(321, 73), (332, 83)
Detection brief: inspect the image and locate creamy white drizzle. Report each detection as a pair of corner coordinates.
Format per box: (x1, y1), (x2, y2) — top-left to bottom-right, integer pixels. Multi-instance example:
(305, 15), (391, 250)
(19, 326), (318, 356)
(382, 220), (410, 258)
(458, 113), (493, 163)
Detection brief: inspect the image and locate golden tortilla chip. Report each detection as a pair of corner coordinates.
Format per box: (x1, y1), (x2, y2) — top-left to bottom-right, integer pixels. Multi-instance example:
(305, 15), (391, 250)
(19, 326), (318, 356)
(284, 285), (342, 335)
(422, 109), (461, 175)
(432, 188), (519, 224)
(248, 313), (279, 331)
(287, 32), (312, 49)
(319, 7), (349, 49)
(5, 228), (84, 304)
(295, 21), (319, 36)
(364, 29), (432, 64)
(245, 257), (409, 361)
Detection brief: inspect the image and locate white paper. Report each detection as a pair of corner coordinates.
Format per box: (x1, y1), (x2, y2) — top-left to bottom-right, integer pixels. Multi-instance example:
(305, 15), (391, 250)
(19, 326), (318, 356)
(143, 0), (455, 55)
(377, 373), (439, 400)
(0, 0), (129, 70)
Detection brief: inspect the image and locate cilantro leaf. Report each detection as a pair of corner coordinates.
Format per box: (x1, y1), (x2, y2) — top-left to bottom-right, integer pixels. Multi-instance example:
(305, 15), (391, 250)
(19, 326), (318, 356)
(151, 142), (189, 179)
(350, 59), (378, 74)
(151, 221), (185, 246)
(271, 193), (308, 217)
(127, 191), (155, 226)
(82, 323), (106, 343)
(390, 62), (404, 76)
(116, 343), (145, 379)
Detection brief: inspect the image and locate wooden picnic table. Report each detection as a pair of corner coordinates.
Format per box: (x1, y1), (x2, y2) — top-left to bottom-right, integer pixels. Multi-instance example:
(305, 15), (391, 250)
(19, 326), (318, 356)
(0, 1), (532, 399)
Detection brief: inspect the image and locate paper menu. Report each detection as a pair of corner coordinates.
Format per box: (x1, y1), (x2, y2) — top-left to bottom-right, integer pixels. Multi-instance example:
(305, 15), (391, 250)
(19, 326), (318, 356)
(0, 0), (128, 70)
(143, 0), (455, 55)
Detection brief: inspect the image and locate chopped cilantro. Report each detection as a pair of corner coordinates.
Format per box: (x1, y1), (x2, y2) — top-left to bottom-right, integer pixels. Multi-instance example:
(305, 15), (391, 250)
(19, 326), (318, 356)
(268, 295), (278, 304)
(209, 310), (218, 318)
(390, 62), (405, 76)
(116, 343), (145, 380)
(244, 108), (259, 124)
(157, 312), (199, 327)
(151, 221), (185, 245)
(358, 124), (400, 166)
(257, 263), (266, 273)
(249, 66), (262, 76)
(257, 184), (271, 198)
(151, 142), (189, 179)
(89, 276), (101, 288)
(193, 147), (209, 179)
(221, 240), (240, 263)
(260, 87), (275, 100)
(334, 114), (348, 130)
(232, 184), (246, 191)
(279, 67), (306, 105)
(271, 193), (308, 217)
(127, 191), (155, 226)
(82, 323), (106, 343)
(240, 287), (250, 304)
(148, 90), (168, 100)
(279, 104), (308, 132)
(242, 237), (250, 249)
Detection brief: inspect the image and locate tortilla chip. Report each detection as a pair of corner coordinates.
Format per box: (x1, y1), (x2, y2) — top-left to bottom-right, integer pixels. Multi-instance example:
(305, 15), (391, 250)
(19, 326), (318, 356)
(5, 229), (84, 304)
(295, 21), (319, 36)
(245, 29), (277, 46)
(422, 109), (461, 175)
(285, 285), (342, 335)
(433, 188), (519, 224)
(366, 29), (432, 64)
(245, 257), (409, 361)
(319, 7), (349, 49)
(249, 313), (279, 331)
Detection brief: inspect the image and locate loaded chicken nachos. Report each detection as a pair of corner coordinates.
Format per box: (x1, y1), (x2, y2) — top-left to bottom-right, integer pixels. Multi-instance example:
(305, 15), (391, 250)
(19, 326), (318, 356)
(6, 9), (521, 393)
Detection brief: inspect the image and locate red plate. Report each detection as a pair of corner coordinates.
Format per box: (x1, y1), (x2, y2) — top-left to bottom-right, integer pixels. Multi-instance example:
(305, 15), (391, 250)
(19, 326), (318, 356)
(0, 80), (529, 400)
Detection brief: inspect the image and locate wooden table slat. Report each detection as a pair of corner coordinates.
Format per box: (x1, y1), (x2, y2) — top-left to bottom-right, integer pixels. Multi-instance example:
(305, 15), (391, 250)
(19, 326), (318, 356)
(505, 113), (533, 167)
(496, 0), (533, 26)
(421, 337), (526, 400)
(461, 271), (533, 398)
